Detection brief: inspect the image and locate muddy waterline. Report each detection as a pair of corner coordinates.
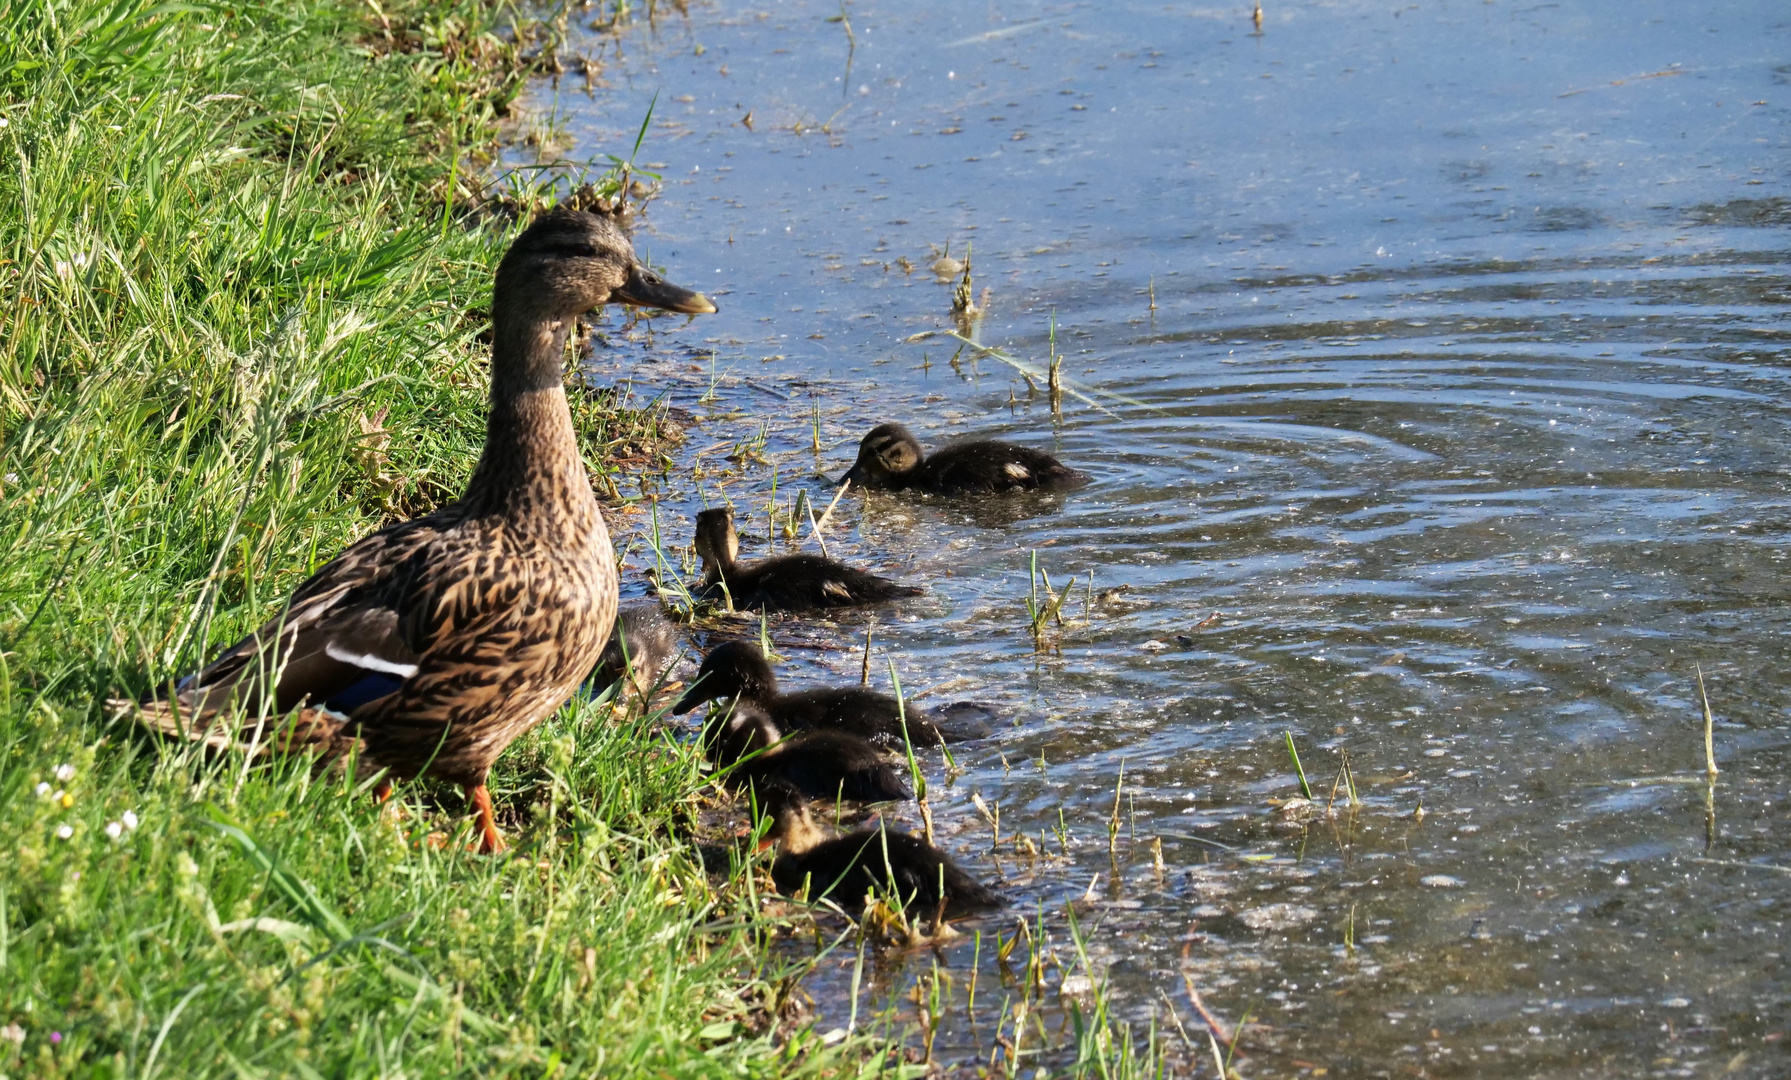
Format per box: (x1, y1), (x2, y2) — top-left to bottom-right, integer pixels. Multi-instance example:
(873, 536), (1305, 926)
(528, 1), (1788, 1074)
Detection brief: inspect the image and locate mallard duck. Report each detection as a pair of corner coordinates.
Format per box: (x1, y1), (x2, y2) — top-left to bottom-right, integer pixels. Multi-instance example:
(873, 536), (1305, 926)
(590, 601), (681, 703)
(838, 422), (1084, 494)
(761, 788), (1002, 916)
(674, 640), (954, 747)
(704, 702), (910, 803)
(118, 204), (715, 852)
(692, 506), (922, 611)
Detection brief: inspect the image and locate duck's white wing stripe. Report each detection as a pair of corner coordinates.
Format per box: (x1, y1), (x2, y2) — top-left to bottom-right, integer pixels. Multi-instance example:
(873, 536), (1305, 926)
(324, 641), (419, 679)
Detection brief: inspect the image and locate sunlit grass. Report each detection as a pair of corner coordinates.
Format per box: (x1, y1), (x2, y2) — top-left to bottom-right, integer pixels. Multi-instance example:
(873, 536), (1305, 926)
(0, 0), (854, 1073)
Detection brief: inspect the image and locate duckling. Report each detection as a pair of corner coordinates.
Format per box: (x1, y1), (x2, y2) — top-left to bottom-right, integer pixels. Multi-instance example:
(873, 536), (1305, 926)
(761, 788), (1002, 916)
(704, 702), (911, 803)
(692, 506), (921, 611)
(590, 602), (681, 702)
(114, 203), (716, 853)
(674, 640), (951, 748)
(838, 422), (1084, 494)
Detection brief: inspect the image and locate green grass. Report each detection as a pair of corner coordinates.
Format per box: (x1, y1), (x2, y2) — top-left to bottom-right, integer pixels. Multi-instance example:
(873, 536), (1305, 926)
(0, 0), (870, 1074)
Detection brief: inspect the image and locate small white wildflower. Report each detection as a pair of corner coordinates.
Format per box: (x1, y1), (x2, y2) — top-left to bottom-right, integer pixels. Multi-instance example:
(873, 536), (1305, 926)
(105, 821), (124, 840)
(36, 782), (51, 798)
(122, 810), (139, 831)
(55, 824), (74, 840)
(0, 1021), (23, 1044)
(54, 763), (76, 782)
(54, 260), (72, 280)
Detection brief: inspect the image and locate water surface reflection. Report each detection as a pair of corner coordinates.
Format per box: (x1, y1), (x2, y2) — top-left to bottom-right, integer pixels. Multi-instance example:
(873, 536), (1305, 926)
(537, 0), (1789, 1073)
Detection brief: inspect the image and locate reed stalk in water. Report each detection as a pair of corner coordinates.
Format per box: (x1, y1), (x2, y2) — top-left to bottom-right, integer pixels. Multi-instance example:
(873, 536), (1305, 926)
(1285, 731), (1314, 799)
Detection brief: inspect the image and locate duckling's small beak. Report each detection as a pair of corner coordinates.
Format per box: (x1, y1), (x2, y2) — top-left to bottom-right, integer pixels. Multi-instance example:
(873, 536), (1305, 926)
(671, 685), (706, 714)
(835, 463), (862, 487)
(615, 263), (718, 314)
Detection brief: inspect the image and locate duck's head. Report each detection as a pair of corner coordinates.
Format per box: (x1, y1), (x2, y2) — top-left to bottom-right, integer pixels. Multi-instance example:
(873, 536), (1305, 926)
(755, 784), (828, 855)
(594, 602), (681, 699)
(691, 507), (740, 570)
(496, 204), (718, 318)
(701, 698), (780, 763)
(674, 639), (778, 714)
(838, 422), (924, 488)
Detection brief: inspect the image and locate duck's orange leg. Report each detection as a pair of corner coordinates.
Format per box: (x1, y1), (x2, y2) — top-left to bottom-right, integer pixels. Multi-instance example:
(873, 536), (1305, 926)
(372, 779), (395, 804)
(468, 783), (507, 854)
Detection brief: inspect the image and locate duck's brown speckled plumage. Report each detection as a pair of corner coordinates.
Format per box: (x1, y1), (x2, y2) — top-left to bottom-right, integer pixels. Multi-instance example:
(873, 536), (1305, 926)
(118, 204), (715, 851)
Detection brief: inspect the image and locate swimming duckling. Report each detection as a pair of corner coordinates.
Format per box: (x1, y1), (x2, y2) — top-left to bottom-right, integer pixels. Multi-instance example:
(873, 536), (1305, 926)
(703, 701), (911, 803)
(692, 506), (922, 612)
(674, 640), (952, 748)
(590, 602), (681, 702)
(838, 422), (1085, 494)
(761, 788), (1002, 916)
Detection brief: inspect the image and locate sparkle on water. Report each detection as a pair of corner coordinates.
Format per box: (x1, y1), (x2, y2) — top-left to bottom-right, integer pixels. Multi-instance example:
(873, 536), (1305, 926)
(527, 1), (1789, 1074)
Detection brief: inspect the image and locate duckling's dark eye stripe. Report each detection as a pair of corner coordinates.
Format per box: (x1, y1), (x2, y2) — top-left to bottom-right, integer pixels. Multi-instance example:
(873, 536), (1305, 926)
(539, 242), (599, 258)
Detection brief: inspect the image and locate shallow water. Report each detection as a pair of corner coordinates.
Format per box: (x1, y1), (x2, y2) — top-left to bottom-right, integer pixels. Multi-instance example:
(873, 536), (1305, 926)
(532, 1), (1790, 1074)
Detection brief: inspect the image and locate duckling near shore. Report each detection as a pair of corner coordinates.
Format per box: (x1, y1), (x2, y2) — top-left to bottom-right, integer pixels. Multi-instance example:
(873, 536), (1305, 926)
(761, 788), (1002, 916)
(692, 506), (922, 612)
(838, 422), (1084, 494)
(590, 602), (681, 702)
(703, 701), (911, 803)
(675, 640), (955, 748)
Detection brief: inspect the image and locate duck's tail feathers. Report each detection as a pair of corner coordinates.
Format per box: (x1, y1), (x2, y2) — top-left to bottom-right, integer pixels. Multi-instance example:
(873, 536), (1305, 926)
(110, 696), (363, 763)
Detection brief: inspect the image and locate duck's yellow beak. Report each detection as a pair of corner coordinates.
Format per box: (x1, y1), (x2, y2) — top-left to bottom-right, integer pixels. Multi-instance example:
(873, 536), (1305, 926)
(615, 262), (718, 314)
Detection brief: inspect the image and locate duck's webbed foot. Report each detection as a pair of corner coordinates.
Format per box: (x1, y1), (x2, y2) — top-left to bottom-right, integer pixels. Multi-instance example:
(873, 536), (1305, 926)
(468, 782), (507, 854)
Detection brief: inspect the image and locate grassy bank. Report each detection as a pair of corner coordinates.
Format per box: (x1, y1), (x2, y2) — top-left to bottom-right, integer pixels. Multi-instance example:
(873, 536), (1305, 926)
(0, 0), (868, 1075)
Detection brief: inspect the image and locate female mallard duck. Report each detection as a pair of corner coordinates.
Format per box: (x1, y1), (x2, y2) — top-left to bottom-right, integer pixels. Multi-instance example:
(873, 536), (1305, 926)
(704, 701), (910, 803)
(761, 788), (1002, 916)
(675, 640), (955, 748)
(591, 601), (681, 703)
(120, 204), (715, 852)
(838, 422), (1084, 494)
(692, 506), (921, 611)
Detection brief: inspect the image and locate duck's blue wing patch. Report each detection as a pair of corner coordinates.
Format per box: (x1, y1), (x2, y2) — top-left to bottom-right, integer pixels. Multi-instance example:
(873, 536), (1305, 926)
(323, 672), (406, 713)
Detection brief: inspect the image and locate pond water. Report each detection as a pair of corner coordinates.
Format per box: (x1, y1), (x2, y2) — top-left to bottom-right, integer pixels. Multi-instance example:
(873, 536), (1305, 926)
(529, 0), (1790, 1074)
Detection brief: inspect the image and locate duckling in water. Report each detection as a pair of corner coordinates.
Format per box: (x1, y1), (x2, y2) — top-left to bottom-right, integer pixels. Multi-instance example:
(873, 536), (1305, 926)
(675, 640), (962, 748)
(838, 422), (1084, 494)
(590, 602), (681, 702)
(692, 506), (922, 611)
(703, 701), (911, 803)
(761, 788), (1002, 916)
